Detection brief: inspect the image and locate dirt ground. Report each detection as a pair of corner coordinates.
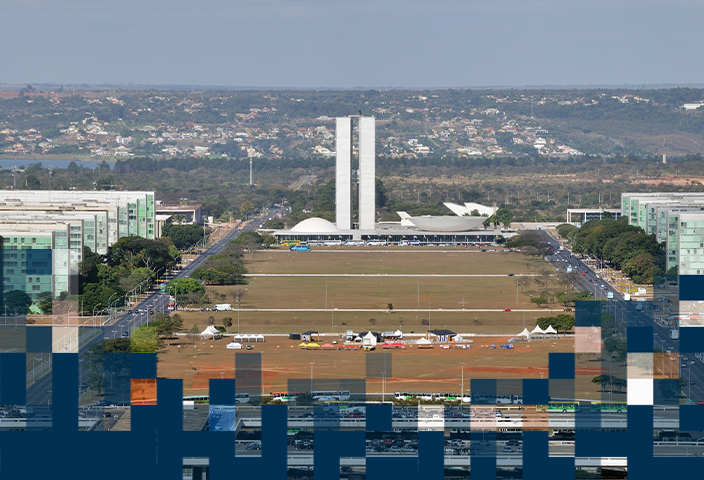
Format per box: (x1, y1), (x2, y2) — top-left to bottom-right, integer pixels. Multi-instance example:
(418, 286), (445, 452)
(153, 334), (617, 400)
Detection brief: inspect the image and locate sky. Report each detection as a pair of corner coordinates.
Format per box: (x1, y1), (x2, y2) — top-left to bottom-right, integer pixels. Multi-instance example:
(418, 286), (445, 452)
(2, 0), (704, 89)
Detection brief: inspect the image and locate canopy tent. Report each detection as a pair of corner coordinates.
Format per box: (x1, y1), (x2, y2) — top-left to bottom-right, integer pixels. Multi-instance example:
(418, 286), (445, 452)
(416, 337), (433, 348)
(226, 342), (242, 350)
(298, 342), (309, 348)
(234, 334), (244, 341)
(381, 342), (391, 349)
(518, 328), (531, 337)
(200, 325), (222, 339)
(306, 342), (321, 349)
(544, 325), (558, 337)
(321, 343), (334, 349)
(531, 325), (545, 335)
(390, 342), (405, 349)
(254, 334), (265, 343)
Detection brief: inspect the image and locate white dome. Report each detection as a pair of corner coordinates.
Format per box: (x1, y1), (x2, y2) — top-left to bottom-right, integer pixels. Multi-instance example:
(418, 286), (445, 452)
(290, 217), (341, 233)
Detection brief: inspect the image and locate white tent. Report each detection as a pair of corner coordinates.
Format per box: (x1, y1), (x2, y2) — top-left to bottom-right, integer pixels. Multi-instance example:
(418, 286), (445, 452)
(201, 325), (222, 339)
(416, 337), (432, 345)
(531, 325), (545, 335)
(226, 342), (242, 350)
(518, 328), (531, 337)
(544, 325), (558, 337)
(363, 331), (377, 347)
(394, 329), (403, 339)
(254, 334), (265, 343)
(234, 334), (244, 341)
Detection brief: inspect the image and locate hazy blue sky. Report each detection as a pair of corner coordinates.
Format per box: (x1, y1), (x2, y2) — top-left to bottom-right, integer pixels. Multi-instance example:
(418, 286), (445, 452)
(2, 0), (704, 88)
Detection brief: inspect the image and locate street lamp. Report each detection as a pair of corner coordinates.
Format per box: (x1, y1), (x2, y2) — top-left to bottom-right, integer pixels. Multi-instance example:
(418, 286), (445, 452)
(310, 362), (315, 392)
(92, 303), (102, 328)
(381, 371), (386, 403)
(428, 303), (431, 330)
(460, 362), (465, 401)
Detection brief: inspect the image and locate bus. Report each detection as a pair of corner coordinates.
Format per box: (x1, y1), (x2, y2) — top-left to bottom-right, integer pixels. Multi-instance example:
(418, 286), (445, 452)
(536, 401), (580, 413)
(235, 393), (250, 404)
(470, 393), (522, 405)
(590, 401), (626, 413)
(281, 240), (302, 247)
(270, 391), (306, 402)
(290, 245), (310, 251)
(311, 390), (350, 401)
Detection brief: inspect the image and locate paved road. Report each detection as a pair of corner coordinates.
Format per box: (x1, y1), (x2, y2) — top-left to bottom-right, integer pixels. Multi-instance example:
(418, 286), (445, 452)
(24, 207), (285, 407)
(539, 231), (703, 404)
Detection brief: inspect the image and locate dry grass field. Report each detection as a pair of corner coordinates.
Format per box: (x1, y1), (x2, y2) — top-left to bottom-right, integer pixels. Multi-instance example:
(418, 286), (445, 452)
(152, 248), (609, 399)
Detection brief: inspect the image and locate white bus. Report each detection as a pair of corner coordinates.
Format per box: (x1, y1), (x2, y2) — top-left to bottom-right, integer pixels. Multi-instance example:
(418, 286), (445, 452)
(311, 389), (351, 401)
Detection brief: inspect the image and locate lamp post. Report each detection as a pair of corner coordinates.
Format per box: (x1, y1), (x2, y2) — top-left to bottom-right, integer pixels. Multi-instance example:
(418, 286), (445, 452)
(523, 303), (526, 329)
(428, 303), (431, 330)
(310, 362), (314, 392)
(107, 292), (119, 321)
(92, 303), (102, 328)
(460, 362), (465, 400)
(516, 281), (519, 309)
(381, 371), (386, 403)
(325, 281), (328, 311)
(332, 302), (334, 335)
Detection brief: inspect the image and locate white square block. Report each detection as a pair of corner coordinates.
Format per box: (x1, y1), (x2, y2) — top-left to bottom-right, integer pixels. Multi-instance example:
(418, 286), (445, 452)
(627, 378), (653, 405)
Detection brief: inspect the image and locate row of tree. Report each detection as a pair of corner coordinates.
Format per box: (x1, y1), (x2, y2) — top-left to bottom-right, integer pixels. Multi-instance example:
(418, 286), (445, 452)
(561, 217), (666, 284)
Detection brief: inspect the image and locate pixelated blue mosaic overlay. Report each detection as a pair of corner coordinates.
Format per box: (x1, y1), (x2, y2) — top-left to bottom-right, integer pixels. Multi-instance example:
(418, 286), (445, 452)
(3, 277), (704, 478)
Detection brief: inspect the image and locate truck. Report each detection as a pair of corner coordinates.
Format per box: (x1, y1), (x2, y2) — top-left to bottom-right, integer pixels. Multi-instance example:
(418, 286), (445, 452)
(670, 329), (679, 340)
(214, 304), (233, 311)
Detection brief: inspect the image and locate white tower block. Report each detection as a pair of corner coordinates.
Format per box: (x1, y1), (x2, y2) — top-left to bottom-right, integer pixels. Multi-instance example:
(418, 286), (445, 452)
(358, 116), (376, 230)
(335, 117), (352, 230)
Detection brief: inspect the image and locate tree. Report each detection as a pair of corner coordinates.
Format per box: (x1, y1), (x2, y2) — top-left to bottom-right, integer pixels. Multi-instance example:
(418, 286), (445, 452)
(223, 317), (233, 331)
(35, 291), (54, 314)
(207, 315), (215, 326)
(131, 325), (161, 353)
(167, 278), (205, 297)
(531, 296), (548, 308)
(189, 325), (199, 355)
(369, 318), (377, 327)
(591, 375), (611, 391)
(230, 288), (247, 308)
(24, 174), (41, 189)
(240, 200), (255, 219)
(375, 177), (387, 207)
(162, 224), (209, 250)
(87, 372), (105, 395)
(387, 303), (394, 312)
(4, 290), (32, 314)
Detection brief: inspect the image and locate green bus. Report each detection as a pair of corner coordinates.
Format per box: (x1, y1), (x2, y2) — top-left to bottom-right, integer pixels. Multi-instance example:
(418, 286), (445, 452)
(536, 401), (580, 413)
(590, 401), (627, 413)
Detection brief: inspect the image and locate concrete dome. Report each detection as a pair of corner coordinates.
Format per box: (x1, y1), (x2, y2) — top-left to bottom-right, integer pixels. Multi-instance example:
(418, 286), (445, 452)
(290, 217), (341, 233)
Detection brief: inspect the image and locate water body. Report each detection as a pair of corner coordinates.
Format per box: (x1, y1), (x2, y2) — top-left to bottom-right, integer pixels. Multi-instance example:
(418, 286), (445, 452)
(0, 159), (116, 170)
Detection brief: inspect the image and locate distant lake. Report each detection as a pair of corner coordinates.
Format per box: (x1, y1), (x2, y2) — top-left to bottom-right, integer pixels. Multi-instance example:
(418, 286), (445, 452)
(0, 159), (115, 170)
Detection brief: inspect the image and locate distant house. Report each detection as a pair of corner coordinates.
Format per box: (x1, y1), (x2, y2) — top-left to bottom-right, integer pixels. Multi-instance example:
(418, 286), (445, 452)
(427, 329), (457, 342)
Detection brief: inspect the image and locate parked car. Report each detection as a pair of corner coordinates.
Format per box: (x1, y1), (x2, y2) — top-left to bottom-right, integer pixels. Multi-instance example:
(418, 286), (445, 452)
(246, 345), (254, 350)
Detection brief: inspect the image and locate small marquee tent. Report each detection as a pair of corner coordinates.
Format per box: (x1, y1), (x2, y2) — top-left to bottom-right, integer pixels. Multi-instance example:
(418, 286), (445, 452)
(226, 342), (242, 350)
(200, 325), (222, 339)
